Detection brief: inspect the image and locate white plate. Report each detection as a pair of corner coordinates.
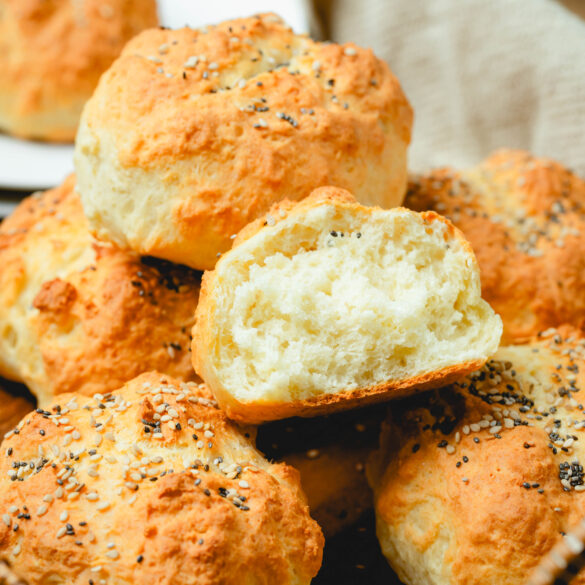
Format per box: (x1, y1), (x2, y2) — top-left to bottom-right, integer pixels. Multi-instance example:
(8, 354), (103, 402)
(0, 0), (310, 192)
(158, 0), (309, 34)
(0, 135), (75, 192)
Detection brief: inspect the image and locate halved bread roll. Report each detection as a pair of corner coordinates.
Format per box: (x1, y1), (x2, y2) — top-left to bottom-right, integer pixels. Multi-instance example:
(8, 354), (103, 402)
(192, 187), (502, 423)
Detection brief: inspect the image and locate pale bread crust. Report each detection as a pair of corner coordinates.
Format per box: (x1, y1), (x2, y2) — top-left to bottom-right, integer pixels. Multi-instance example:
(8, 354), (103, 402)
(406, 149), (585, 343)
(192, 187), (499, 424)
(0, 176), (201, 406)
(0, 372), (324, 585)
(75, 13), (412, 269)
(368, 327), (585, 585)
(0, 0), (157, 141)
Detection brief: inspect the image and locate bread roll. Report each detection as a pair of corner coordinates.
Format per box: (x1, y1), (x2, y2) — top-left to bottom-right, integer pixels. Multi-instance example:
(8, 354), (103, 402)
(368, 326), (585, 585)
(192, 187), (502, 423)
(257, 407), (384, 536)
(406, 149), (585, 343)
(0, 176), (200, 406)
(0, 0), (157, 141)
(74, 13), (413, 270)
(0, 372), (323, 585)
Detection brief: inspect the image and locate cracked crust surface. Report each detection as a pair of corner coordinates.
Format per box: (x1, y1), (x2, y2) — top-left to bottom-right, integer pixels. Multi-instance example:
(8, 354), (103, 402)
(0, 176), (200, 406)
(368, 327), (585, 585)
(0, 372), (323, 585)
(75, 13), (412, 269)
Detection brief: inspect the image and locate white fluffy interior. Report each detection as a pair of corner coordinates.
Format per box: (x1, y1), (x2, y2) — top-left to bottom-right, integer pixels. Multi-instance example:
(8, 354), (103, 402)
(211, 205), (501, 403)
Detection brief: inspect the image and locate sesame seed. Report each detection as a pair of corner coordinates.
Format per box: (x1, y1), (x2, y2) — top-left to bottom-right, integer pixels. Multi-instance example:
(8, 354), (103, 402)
(60, 511), (68, 522)
(239, 480), (250, 489)
(344, 47), (357, 56)
(184, 56), (199, 68)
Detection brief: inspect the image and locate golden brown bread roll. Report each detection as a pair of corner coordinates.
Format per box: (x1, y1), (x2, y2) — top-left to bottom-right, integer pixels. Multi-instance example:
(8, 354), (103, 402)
(256, 407), (384, 537)
(0, 176), (200, 406)
(0, 0), (158, 141)
(192, 187), (502, 423)
(74, 13), (413, 270)
(0, 372), (324, 585)
(406, 149), (585, 344)
(368, 326), (585, 585)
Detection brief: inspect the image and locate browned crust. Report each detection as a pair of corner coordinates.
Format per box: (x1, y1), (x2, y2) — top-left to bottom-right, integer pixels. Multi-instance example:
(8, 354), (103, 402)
(406, 149), (585, 344)
(368, 328), (585, 585)
(206, 359), (486, 424)
(0, 372), (324, 585)
(229, 186), (478, 264)
(0, 176), (201, 405)
(31, 245), (201, 405)
(192, 186), (495, 424)
(0, 174), (90, 382)
(75, 13), (412, 268)
(0, 0), (158, 141)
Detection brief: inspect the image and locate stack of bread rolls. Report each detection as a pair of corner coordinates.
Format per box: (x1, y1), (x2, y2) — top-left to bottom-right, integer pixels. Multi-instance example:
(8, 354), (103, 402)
(1, 10), (583, 585)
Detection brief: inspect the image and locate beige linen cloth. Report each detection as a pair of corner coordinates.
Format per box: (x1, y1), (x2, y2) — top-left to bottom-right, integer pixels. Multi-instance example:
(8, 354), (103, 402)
(314, 0), (585, 174)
